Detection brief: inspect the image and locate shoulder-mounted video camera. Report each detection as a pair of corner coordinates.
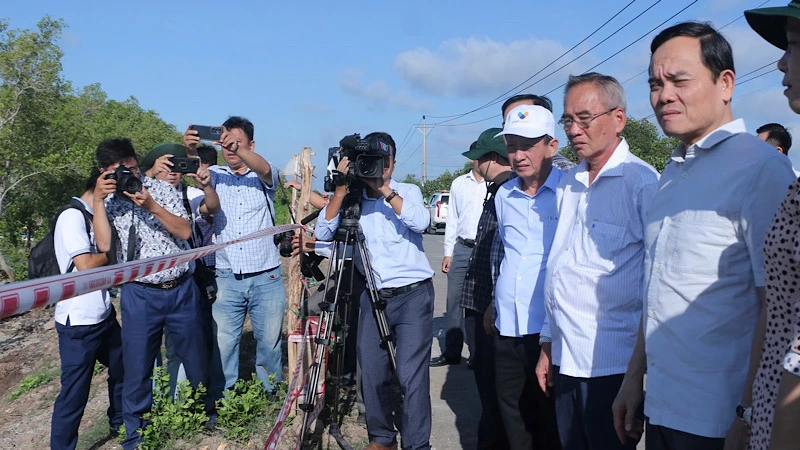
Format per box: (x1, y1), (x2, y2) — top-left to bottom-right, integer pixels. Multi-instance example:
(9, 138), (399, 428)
(323, 133), (390, 192)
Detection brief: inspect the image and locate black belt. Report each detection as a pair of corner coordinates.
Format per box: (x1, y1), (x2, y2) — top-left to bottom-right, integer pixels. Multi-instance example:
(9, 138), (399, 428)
(378, 278), (432, 298)
(457, 237), (476, 248)
(132, 271), (192, 290)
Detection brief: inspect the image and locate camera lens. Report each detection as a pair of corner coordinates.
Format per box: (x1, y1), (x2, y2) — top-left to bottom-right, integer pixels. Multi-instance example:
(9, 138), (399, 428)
(179, 161), (188, 170)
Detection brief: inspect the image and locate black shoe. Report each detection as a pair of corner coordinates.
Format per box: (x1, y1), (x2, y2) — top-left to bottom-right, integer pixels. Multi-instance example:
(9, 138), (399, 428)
(430, 355), (460, 367)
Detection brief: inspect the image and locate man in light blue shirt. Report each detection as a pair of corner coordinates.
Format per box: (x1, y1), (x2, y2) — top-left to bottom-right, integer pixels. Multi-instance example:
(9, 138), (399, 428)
(316, 132), (435, 450)
(492, 103), (562, 449)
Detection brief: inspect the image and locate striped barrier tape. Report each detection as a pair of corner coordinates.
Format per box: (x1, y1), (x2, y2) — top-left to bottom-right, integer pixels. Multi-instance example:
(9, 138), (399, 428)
(0, 223), (300, 319)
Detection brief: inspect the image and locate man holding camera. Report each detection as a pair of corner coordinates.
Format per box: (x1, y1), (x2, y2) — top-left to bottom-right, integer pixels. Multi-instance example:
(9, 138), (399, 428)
(183, 116), (285, 397)
(92, 138), (212, 450)
(315, 132), (435, 450)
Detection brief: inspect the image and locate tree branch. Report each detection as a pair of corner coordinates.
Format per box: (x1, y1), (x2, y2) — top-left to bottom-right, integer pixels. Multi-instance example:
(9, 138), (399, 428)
(0, 164), (71, 219)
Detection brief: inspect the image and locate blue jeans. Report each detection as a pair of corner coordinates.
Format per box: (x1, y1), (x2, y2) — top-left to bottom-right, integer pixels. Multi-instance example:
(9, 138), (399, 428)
(211, 266), (286, 397)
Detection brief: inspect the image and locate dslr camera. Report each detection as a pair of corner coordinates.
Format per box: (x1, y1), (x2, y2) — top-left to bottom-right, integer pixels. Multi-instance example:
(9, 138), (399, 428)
(324, 133), (390, 192)
(105, 165), (143, 196)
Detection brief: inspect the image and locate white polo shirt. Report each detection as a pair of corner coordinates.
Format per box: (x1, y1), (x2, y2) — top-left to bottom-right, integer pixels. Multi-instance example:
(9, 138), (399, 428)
(543, 138), (659, 378)
(53, 198), (112, 326)
(443, 171), (488, 257)
(642, 119), (796, 438)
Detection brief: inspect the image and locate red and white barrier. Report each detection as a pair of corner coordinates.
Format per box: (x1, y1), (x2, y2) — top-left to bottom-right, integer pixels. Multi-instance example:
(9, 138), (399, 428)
(0, 224), (300, 319)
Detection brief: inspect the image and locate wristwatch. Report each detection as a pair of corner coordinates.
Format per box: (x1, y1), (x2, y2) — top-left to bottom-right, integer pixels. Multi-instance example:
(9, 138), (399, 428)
(539, 335), (552, 345)
(385, 190), (399, 202)
(736, 404), (752, 427)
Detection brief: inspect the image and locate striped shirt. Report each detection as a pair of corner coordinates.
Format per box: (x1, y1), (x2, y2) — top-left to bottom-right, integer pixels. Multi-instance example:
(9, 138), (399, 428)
(210, 164), (280, 274)
(542, 138), (659, 378)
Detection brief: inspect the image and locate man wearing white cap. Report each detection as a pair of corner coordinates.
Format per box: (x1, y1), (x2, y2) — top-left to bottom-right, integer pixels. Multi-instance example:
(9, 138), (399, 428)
(492, 104), (562, 449)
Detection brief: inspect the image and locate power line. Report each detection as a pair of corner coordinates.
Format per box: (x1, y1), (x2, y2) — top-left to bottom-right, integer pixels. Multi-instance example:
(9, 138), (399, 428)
(426, 0), (647, 124)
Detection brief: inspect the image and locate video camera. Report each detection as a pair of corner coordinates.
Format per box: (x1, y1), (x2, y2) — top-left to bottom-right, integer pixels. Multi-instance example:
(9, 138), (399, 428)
(324, 133), (390, 192)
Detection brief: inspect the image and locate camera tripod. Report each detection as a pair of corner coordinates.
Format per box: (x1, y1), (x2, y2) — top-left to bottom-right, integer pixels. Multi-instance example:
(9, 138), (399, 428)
(298, 207), (397, 447)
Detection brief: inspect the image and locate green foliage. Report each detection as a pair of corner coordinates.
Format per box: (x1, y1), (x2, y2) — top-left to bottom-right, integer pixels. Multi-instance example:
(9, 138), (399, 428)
(115, 425), (126, 444)
(136, 366), (208, 450)
(402, 162), (472, 201)
(93, 361), (104, 376)
(7, 368), (59, 400)
(216, 374), (285, 442)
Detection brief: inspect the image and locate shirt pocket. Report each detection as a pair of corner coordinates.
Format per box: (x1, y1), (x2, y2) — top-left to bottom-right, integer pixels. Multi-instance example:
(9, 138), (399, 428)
(667, 210), (736, 275)
(580, 220), (626, 272)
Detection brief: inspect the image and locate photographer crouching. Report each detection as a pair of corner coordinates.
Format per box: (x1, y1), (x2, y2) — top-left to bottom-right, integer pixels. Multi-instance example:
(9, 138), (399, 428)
(91, 138), (214, 450)
(315, 132), (435, 450)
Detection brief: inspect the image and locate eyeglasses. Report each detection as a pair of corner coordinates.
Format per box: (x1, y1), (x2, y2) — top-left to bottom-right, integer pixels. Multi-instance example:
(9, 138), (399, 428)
(558, 107), (618, 130)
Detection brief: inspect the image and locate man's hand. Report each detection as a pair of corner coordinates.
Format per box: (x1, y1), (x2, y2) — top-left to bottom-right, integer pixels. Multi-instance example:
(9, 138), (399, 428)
(535, 342), (554, 396)
(183, 125), (200, 152)
(723, 420), (748, 450)
(284, 179), (302, 190)
(217, 126), (239, 153)
(442, 256), (452, 273)
(483, 307), (497, 336)
(189, 165), (212, 189)
(95, 169), (117, 201)
(291, 233), (317, 256)
(145, 154), (174, 178)
(611, 375), (645, 446)
(124, 186), (156, 212)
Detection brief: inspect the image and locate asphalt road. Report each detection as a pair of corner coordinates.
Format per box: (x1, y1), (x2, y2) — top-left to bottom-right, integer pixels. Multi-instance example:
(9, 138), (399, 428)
(421, 232), (646, 450)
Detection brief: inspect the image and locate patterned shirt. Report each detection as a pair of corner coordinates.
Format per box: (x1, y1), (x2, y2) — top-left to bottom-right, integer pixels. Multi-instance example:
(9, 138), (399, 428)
(460, 182), (503, 314)
(106, 176), (192, 284)
(552, 154), (577, 172)
(209, 164), (280, 274)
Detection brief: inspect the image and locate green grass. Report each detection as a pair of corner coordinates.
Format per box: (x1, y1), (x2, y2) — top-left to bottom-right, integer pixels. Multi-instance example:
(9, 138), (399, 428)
(6, 368), (60, 401)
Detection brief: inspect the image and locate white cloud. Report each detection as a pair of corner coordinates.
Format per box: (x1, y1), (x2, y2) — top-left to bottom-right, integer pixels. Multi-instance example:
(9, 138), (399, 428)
(339, 69), (433, 111)
(394, 36), (591, 98)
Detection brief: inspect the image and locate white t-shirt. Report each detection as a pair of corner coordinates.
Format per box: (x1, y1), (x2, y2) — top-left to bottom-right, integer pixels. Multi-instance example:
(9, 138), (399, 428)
(53, 198), (112, 326)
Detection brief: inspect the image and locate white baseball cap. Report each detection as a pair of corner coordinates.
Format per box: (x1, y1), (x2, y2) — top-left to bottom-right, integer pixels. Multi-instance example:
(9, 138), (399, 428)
(495, 104), (555, 139)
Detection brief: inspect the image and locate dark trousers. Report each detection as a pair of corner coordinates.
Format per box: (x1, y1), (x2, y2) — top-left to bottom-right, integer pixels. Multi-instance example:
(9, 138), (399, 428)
(442, 242), (471, 360)
(554, 370), (633, 450)
(358, 280), (434, 450)
(495, 334), (560, 450)
(645, 422), (724, 450)
(465, 309), (509, 449)
(120, 279), (210, 450)
(50, 310), (124, 450)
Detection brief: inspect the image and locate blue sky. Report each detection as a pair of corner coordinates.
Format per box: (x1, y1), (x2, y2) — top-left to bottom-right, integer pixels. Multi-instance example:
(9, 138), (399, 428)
(6, 0), (799, 188)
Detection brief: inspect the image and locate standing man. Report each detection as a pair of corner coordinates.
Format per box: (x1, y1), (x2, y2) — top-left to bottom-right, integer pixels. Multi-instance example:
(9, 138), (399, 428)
(492, 104), (562, 449)
(430, 152), (487, 368)
(459, 127), (513, 450)
(612, 22), (796, 450)
(536, 72), (658, 450)
(184, 117), (285, 397)
(50, 170), (123, 450)
(316, 132), (435, 450)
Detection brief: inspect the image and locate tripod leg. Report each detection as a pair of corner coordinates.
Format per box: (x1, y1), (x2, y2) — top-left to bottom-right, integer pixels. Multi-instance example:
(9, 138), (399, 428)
(355, 235), (398, 372)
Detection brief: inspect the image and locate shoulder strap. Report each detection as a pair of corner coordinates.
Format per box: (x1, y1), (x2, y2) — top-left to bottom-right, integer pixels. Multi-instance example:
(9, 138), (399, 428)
(64, 198), (94, 273)
(181, 184), (194, 222)
(260, 182), (277, 226)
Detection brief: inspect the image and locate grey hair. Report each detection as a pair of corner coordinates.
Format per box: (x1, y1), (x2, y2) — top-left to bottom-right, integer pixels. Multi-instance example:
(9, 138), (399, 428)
(564, 72), (627, 112)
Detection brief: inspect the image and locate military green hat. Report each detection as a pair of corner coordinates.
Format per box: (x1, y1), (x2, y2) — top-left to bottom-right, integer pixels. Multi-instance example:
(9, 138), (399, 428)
(745, 1), (800, 50)
(140, 142), (187, 172)
(462, 128), (507, 160)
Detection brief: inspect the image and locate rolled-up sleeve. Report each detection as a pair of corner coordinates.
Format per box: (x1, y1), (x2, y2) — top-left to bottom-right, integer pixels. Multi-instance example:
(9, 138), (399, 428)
(396, 184), (429, 233)
(314, 206), (340, 242)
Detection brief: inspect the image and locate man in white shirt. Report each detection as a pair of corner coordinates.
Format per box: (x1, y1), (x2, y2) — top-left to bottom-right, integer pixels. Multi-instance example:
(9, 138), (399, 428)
(612, 22), (796, 450)
(536, 72), (658, 450)
(431, 139), (488, 368)
(50, 171), (123, 450)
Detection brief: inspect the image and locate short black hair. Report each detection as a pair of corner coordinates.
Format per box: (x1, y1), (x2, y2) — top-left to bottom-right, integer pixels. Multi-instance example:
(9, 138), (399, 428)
(501, 94), (553, 124)
(650, 21), (735, 82)
(95, 138), (138, 169)
(364, 132), (397, 160)
(222, 116), (255, 141)
(757, 123), (792, 155)
(84, 167), (101, 192)
(196, 144), (218, 165)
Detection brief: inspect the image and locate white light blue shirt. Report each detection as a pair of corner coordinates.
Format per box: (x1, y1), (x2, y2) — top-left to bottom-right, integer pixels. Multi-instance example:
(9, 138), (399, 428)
(443, 171), (488, 257)
(315, 180), (434, 290)
(210, 164), (280, 274)
(494, 168), (561, 337)
(643, 119), (796, 438)
(543, 138), (659, 377)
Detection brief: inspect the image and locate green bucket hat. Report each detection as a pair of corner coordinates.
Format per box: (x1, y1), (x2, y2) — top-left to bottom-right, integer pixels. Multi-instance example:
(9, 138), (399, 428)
(462, 128), (507, 160)
(140, 142), (187, 172)
(745, 0), (800, 50)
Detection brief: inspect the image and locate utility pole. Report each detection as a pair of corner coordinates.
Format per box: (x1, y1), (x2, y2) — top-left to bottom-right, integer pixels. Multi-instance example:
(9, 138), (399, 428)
(415, 115), (434, 186)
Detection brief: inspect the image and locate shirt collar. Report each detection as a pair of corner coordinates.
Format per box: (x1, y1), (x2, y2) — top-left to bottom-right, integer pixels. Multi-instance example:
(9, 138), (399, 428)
(670, 119), (746, 162)
(217, 165), (251, 175)
(73, 197), (94, 215)
(465, 170), (483, 183)
(574, 138), (629, 186)
(511, 167), (561, 197)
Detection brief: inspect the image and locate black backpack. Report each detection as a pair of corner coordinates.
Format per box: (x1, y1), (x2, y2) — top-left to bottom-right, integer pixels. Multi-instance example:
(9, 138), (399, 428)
(27, 199), (93, 279)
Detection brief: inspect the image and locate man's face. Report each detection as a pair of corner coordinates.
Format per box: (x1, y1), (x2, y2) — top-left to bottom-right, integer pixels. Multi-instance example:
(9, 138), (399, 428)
(104, 157), (140, 177)
(221, 127), (254, 168)
(649, 36), (734, 146)
(505, 135), (557, 180)
(562, 83), (625, 162)
(155, 170), (181, 187)
(779, 18), (800, 114)
(381, 152), (395, 182)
